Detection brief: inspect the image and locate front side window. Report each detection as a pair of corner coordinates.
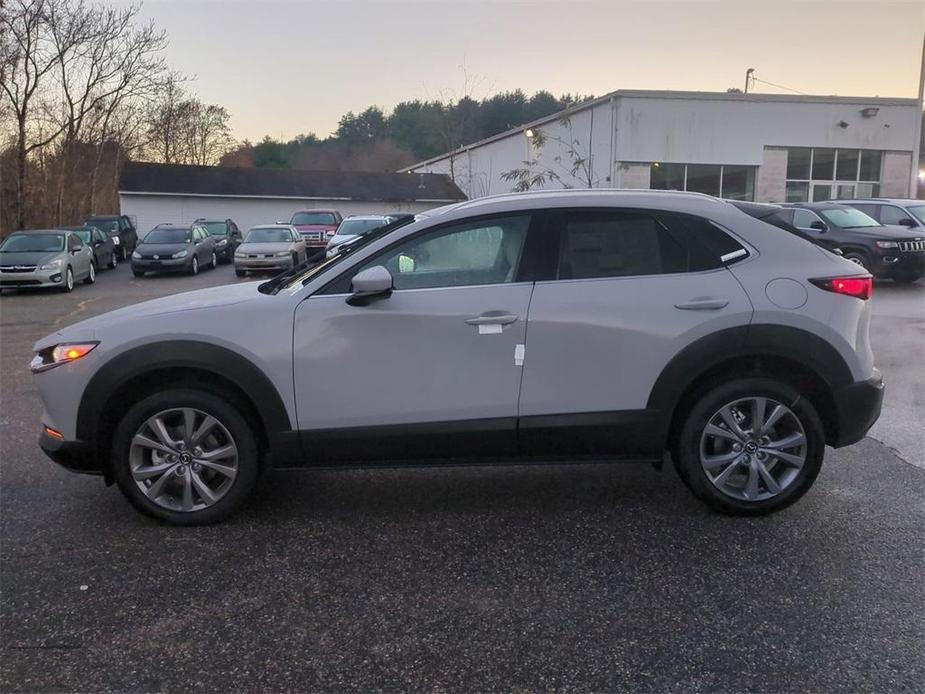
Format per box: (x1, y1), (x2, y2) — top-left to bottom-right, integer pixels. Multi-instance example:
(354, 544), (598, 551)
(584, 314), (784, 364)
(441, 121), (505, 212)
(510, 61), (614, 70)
(907, 205), (925, 224)
(792, 209), (822, 229)
(878, 205), (908, 225)
(557, 211), (686, 280)
(356, 215), (531, 290)
(203, 222), (229, 236)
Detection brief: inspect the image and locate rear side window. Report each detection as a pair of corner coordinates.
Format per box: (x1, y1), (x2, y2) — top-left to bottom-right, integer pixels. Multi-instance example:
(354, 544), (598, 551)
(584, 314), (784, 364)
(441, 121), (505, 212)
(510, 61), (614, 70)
(556, 211), (687, 280)
(656, 213), (747, 270)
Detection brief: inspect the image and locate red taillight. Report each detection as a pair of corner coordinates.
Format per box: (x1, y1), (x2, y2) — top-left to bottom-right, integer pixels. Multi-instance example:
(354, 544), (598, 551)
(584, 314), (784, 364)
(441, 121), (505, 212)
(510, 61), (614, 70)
(809, 276), (872, 300)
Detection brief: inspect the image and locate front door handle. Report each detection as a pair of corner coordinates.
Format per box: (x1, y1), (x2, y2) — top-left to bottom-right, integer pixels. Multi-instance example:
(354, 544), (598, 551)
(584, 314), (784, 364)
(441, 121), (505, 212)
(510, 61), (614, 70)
(674, 297), (729, 311)
(465, 312), (519, 326)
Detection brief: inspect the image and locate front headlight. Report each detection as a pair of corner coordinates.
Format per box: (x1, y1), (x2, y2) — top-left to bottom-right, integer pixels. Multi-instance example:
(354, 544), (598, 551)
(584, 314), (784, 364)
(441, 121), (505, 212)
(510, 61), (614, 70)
(132, 250), (141, 259)
(234, 250), (246, 258)
(40, 258), (62, 270)
(30, 342), (99, 373)
(172, 249), (188, 259)
(875, 241), (900, 249)
(275, 251), (291, 257)
(216, 238), (228, 247)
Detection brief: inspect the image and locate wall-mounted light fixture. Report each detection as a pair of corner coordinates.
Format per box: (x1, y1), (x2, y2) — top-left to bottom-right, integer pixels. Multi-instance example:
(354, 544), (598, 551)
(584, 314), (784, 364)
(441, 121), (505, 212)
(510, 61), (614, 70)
(860, 107), (880, 118)
(837, 120), (849, 129)
(524, 129), (534, 138)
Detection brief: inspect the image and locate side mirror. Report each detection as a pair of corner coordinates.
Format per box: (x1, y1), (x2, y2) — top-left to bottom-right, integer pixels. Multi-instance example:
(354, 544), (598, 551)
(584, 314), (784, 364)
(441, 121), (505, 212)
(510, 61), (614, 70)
(898, 218), (915, 228)
(347, 265), (393, 306)
(809, 221), (827, 232)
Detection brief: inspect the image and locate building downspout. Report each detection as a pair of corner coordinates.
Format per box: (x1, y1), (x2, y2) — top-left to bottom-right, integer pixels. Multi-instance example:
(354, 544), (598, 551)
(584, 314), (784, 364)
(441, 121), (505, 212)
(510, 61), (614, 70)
(912, 32), (924, 197)
(609, 96), (617, 188)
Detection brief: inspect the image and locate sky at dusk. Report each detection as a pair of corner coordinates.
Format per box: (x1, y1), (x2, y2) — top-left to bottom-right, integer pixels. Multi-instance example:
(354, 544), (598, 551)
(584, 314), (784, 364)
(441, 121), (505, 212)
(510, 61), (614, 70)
(120, 0), (925, 142)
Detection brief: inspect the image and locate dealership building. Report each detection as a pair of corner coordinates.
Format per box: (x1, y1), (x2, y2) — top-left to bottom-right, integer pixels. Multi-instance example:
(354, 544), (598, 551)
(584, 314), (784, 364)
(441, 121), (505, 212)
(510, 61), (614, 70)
(402, 90), (921, 203)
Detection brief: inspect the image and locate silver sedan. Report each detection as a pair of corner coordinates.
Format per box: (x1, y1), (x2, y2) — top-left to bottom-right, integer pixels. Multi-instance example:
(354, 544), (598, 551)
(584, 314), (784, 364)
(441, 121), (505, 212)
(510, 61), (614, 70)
(234, 225), (307, 277)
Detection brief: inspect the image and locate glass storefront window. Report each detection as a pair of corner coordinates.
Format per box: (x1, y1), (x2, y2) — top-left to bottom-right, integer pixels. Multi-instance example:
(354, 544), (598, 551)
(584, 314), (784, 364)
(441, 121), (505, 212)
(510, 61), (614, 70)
(859, 151), (882, 182)
(786, 148), (811, 180)
(685, 165), (721, 196)
(836, 150), (859, 181)
(785, 181), (809, 202)
(811, 149), (836, 180)
(785, 148), (882, 202)
(648, 163), (755, 200)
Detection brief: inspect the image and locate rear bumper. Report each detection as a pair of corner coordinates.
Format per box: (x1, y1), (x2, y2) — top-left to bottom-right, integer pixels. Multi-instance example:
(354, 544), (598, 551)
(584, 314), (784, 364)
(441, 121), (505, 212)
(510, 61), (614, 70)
(39, 430), (102, 476)
(831, 371), (884, 447)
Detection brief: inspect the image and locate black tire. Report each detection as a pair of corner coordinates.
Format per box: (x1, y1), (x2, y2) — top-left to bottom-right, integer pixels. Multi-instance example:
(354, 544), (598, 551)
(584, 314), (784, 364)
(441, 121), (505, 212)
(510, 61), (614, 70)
(85, 262), (96, 284)
(111, 388), (260, 525)
(108, 250), (118, 269)
(189, 255), (199, 276)
(132, 269), (145, 277)
(120, 246), (129, 261)
(842, 251), (870, 273)
(210, 251), (217, 269)
(61, 266), (75, 293)
(674, 377), (825, 516)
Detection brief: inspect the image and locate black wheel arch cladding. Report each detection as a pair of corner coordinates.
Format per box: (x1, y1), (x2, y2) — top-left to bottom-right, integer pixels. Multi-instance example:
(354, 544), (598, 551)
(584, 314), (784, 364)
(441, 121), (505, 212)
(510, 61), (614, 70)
(77, 340), (291, 446)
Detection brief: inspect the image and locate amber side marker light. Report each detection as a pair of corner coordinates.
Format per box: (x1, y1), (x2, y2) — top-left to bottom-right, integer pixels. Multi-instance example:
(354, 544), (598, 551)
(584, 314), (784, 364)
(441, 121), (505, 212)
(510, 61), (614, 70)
(44, 426), (64, 440)
(809, 276), (872, 301)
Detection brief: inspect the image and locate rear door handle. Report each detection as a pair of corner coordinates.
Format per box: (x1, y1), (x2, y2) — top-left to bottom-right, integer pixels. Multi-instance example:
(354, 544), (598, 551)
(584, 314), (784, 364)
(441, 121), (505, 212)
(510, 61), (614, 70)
(465, 312), (519, 326)
(674, 297), (729, 311)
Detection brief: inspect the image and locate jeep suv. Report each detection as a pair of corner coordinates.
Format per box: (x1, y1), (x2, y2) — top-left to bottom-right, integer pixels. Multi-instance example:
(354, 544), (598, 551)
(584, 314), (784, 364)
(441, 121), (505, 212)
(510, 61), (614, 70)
(780, 202), (924, 283)
(32, 191), (883, 524)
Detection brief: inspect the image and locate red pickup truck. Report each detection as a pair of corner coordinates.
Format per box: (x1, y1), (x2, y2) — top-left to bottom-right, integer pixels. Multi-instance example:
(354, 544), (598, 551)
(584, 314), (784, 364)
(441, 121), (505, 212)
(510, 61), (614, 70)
(290, 209), (343, 255)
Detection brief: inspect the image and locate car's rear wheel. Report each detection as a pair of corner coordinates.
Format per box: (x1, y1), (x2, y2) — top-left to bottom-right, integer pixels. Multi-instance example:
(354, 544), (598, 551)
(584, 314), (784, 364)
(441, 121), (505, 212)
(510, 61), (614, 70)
(111, 389), (260, 525)
(674, 378), (824, 515)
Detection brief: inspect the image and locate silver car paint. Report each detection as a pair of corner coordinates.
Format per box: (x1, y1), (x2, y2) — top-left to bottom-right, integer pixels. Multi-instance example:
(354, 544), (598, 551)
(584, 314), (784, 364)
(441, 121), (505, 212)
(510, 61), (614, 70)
(33, 190), (875, 443)
(0, 232), (94, 289)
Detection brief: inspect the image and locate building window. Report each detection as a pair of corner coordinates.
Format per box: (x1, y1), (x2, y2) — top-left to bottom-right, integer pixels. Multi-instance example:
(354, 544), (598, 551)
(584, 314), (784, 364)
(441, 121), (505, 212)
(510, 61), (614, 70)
(649, 163), (755, 201)
(784, 148), (881, 202)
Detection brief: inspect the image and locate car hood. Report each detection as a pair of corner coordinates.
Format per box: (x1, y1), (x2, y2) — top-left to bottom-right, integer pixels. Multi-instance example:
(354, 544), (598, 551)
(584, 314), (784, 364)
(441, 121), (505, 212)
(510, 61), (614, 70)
(0, 250), (61, 266)
(34, 281), (264, 349)
(237, 242), (292, 254)
(838, 225), (924, 240)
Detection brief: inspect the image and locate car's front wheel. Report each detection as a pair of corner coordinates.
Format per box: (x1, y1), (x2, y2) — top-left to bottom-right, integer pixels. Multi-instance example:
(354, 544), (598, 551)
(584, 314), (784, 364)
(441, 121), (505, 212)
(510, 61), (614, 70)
(61, 267), (74, 293)
(674, 378), (824, 515)
(85, 262), (96, 284)
(111, 389), (260, 525)
(189, 255), (199, 275)
(108, 250), (118, 269)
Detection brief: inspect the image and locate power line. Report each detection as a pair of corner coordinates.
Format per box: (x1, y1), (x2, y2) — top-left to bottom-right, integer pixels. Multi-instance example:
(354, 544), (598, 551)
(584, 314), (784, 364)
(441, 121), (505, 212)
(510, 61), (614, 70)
(750, 75), (808, 96)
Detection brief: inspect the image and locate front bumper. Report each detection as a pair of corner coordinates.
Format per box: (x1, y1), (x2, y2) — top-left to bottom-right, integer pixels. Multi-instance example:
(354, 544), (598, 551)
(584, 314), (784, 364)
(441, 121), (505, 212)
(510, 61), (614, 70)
(131, 257), (191, 272)
(39, 430), (102, 476)
(234, 257), (293, 272)
(872, 250), (925, 278)
(0, 267), (66, 288)
(831, 371), (884, 447)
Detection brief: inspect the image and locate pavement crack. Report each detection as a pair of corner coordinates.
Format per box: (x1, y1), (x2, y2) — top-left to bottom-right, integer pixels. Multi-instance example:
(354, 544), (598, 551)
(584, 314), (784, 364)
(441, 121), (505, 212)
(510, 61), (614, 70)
(53, 296), (100, 328)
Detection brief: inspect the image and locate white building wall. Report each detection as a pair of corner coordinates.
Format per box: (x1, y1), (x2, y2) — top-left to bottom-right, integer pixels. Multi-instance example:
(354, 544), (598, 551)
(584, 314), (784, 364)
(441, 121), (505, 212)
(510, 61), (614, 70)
(408, 92), (918, 201)
(120, 194), (444, 235)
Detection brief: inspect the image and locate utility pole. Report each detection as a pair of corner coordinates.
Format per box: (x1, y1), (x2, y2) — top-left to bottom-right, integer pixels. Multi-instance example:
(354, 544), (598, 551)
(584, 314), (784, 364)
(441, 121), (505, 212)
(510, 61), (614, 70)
(912, 34), (924, 198)
(744, 68), (755, 94)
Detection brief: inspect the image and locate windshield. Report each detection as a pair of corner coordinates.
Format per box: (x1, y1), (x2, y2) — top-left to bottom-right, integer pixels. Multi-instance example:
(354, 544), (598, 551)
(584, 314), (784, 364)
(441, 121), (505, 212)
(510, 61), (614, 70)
(907, 206), (925, 224)
(87, 218), (119, 233)
(291, 212), (336, 226)
(262, 214), (417, 295)
(336, 218), (388, 237)
(0, 233), (65, 252)
(144, 228), (190, 244)
(820, 207), (880, 229)
(245, 228), (292, 243)
(202, 222), (229, 236)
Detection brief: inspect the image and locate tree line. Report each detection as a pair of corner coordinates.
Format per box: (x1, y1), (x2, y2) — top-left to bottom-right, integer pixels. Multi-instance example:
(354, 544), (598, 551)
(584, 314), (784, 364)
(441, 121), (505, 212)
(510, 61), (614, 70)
(0, 0), (588, 234)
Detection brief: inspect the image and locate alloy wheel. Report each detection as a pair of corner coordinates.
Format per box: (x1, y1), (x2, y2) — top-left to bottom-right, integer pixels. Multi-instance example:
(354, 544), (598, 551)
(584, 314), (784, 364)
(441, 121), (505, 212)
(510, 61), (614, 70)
(129, 407), (239, 512)
(65, 267), (74, 291)
(699, 396), (807, 502)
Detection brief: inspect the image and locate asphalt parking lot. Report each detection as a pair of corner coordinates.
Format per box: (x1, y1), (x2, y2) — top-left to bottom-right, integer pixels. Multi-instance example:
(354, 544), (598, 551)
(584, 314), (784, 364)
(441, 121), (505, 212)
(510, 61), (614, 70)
(1, 264), (923, 692)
